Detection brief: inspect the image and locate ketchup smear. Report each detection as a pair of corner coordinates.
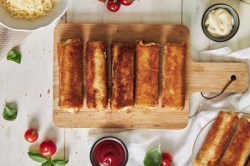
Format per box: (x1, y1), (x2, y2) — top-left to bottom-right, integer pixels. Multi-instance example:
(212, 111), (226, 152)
(93, 139), (126, 166)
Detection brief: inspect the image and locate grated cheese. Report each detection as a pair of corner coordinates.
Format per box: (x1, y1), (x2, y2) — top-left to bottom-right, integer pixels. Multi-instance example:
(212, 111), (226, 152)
(0, 0), (58, 20)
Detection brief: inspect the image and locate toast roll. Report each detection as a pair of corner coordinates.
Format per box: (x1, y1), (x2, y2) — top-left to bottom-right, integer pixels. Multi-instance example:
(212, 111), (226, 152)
(57, 38), (83, 112)
(195, 112), (238, 166)
(135, 41), (160, 108)
(85, 41), (108, 109)
(162, 43), (186, 110)
(218, 118), (250, 166)
(111, 43), (135, 110)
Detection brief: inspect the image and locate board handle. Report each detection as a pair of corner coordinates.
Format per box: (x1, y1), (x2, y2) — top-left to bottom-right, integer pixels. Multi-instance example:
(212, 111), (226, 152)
(186, 62), (249, 96)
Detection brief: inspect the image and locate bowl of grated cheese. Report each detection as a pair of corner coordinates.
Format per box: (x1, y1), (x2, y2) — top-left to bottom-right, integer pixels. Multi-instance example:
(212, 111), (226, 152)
(0, 0), (69, 31)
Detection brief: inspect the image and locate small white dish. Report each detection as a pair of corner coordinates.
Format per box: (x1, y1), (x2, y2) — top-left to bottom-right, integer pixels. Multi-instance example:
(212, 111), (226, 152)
(0, 0), (69, 31)
(201, 3), (240, 42)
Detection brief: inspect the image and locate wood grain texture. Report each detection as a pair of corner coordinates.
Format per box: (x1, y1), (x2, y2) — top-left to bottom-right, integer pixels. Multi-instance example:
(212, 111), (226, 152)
(53, 23), (248, 129)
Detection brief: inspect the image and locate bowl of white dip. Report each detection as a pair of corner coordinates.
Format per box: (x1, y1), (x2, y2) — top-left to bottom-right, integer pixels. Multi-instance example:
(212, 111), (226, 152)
(202, 4), (239, 42)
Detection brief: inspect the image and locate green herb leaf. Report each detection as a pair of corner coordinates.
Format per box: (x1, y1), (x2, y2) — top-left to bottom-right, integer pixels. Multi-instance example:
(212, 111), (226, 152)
(28, 152), (48, 164)
(104, 0), (109, 5)
(52, 159), (69, 166)
(205, 24), (209, 29)
(144, 145), (162, 166)
(3, 103), (17, 121)
(42, 161), (54, 166)
(7, 50), (21, 64)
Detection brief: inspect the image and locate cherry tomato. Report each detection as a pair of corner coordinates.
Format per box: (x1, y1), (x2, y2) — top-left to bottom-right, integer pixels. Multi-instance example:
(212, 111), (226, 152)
(106, 0), (121, 12)
(24, 128), (39, 143)
(39, 140), (57, 157)
(99, 0), (104, 2)
(161, 152), (172, 166)
(118, 0), (134, 6)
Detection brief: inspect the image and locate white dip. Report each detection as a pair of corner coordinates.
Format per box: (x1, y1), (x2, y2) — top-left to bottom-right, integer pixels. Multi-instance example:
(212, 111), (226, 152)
(205, 8), (234, 37)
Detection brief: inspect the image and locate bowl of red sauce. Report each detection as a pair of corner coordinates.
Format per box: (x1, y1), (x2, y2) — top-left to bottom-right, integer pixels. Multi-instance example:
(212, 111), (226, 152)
(90, 136), (128, 166)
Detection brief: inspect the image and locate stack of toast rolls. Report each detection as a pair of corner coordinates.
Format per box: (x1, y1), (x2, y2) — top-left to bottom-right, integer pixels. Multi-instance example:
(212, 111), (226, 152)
(57, 38), (187, 112)
(218, 117), (250, 166)
(195, 111), (250, 166)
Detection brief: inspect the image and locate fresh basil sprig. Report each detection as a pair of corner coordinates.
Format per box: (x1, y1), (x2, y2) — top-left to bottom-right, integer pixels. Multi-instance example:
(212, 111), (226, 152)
(28, 152), (69, 166)
(144, 145), (162, 166)
(7, 50), (21, 64)
(3, 103), (17, 121)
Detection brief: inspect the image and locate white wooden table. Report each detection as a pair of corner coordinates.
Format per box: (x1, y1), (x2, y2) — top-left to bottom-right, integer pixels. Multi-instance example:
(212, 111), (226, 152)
(0, 0), (250, 165)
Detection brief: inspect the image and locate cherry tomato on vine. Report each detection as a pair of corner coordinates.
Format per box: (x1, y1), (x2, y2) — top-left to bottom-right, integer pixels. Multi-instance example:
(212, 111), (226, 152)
(118, 0), (134, 6)
(161, 152), (172, 166)
(106, 0), (121, 12)
(39, 140), (57, 157)
(24, 128), (39, 143)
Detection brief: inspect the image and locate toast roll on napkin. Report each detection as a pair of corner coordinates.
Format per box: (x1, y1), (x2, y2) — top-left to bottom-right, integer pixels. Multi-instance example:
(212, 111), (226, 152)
(162, 43), (186, 110)
(111, 43), (135, 110)
(135, 41), (160, 108)
(195, 111), (238, 166)
(218, 117), (250, 166)
(85, 41), (108, 110)
(57, 38), (83, 112)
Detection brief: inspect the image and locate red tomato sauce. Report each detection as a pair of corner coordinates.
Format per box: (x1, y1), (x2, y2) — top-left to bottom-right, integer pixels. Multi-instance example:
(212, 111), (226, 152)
(92, 139), (127, 166)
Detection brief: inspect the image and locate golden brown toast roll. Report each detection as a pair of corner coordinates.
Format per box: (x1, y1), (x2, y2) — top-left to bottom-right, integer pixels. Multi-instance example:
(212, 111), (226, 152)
(195, 112), (238, 166)
(162, 43), (186, 110)
(111, 43), (134, 110)
(85, 41), (108, 109)
(218, 117), (250, 166)
(135, 41), (160, 108)
(57, 38), (83, 112)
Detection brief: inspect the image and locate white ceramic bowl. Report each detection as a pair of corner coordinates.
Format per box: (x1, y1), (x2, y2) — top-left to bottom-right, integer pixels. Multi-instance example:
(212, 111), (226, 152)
(0, 0), (69, 31)
(201, 3), (240, 42)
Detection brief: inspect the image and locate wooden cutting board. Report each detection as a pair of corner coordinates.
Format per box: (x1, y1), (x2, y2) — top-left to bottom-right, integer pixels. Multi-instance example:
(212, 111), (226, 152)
(53, 24), (249, 129)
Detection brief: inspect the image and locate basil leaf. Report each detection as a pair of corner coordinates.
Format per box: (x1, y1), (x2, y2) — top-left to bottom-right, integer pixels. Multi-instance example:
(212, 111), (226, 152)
(52, 159), (69, 166)
(28, 152), (48, 164)
(144, 145), (162, 166)
(3, 103), (17, 121)
(42, 161), (54, 166)
(7, 50), (21, 64)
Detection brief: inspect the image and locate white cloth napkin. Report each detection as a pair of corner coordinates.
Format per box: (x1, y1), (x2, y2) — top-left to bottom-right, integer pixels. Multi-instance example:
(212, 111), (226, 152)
(87, 47), (250, 166)
(0, 25), (30, 59)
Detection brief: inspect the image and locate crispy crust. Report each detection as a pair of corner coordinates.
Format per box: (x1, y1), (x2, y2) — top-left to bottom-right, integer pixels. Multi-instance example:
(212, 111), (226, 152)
(111, 43), (135, 110)
(85, 41), (108, 109)
(58, 38), (83, 112)
(218, 118), (250, 166)
(195, 112), (238, 166)
(246, 157), (250, 166)
(162, 43), (186, 110)
(135, 41), (160, 108)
